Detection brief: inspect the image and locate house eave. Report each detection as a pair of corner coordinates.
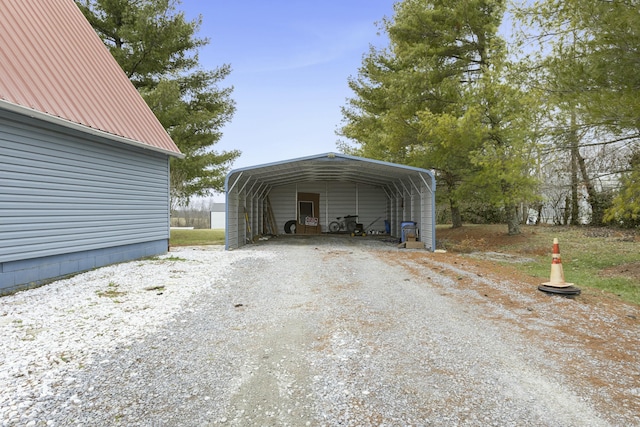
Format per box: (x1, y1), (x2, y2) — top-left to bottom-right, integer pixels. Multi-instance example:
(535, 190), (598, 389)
(0, 99), (184, 158)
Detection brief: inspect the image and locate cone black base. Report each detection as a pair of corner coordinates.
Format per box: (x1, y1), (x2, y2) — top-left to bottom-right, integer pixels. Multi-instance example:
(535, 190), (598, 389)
(538, 284), (581, 296)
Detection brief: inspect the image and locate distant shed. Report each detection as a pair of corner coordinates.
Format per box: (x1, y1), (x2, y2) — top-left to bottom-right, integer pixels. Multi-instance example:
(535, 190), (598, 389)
(225, 153), (436, 250)
(0, 0), (182, 294)
(210, 203), (226, 229)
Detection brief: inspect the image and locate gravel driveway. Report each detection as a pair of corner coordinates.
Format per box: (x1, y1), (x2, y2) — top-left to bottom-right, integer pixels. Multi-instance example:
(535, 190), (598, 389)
(1, 236), (638, 426)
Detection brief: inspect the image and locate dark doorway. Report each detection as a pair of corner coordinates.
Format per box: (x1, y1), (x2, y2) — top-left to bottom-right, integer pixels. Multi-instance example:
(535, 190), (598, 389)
(297, 192), (320, 234)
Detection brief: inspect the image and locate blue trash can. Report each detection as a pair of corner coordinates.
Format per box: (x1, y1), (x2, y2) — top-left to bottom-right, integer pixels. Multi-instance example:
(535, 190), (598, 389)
(401, 221), (417, 242)
(384, 220), (391, 234)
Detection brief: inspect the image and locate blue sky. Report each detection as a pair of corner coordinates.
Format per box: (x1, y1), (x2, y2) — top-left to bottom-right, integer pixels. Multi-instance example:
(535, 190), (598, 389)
(179, 1), (396, 170)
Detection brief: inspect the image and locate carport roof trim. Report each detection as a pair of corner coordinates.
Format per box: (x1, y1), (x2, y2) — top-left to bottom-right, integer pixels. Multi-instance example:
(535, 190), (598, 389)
(225, 152), (435, 191)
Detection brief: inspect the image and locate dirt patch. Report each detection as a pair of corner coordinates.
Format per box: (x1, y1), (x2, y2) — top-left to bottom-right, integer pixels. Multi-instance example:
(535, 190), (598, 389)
(436, 224), (640, 283)
(436, 224), (532, 249)
(388, 248), (640, 421)
(465, 251), (535, 263)
(601, 261), (640, 282)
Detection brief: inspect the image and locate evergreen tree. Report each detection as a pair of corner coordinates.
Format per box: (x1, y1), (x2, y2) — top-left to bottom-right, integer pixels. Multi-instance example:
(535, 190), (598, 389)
(339, 0), (538, 233)
(76, 0), (239, 206)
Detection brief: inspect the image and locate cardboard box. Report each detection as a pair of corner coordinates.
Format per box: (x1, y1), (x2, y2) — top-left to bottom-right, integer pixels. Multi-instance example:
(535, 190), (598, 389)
(296, 223), (321, 234)
(405, 241), (424, 249)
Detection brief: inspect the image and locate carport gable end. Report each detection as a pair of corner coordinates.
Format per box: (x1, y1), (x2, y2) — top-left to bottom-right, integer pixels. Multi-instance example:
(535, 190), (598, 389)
(224, 152), (436, 251)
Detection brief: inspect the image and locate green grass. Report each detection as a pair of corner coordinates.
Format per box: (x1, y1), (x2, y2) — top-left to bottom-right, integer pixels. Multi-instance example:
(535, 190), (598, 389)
(170, 229), (225, 246)
(96, 281), (126, 300)
(437, 224), (640, 305)
(520, 231), (639, 304)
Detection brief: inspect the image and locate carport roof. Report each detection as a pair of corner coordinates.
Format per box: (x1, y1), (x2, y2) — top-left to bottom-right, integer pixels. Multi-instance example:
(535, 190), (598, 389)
(226, 152), (435, 192)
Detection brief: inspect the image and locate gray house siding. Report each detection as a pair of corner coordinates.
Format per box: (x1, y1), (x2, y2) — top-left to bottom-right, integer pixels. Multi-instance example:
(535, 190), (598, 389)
(0, 111), (171, 294)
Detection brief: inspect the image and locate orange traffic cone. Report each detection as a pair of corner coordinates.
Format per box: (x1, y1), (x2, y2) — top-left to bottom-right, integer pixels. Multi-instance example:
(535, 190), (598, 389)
(543, 239), (573, 288)
(539, 238), (580, 296)
(541, 238), (573, 288)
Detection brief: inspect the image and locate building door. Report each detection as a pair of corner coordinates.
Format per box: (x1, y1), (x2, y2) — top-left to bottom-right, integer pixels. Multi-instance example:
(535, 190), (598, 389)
(297, 192), (320, 234)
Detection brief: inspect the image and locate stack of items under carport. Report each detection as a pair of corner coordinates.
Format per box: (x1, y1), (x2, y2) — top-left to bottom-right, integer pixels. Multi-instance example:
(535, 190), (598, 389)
(398, 223), (423, 249)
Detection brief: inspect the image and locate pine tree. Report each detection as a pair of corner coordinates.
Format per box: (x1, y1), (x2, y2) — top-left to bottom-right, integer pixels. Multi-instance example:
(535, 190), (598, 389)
(340, 0), (538, 233)
(76, 0), (239, 206)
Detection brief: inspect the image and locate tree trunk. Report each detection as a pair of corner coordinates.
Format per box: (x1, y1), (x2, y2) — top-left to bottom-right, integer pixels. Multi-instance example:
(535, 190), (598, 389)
(536, 203), (543, 225)
(444, 174), (463, 228)
(570, 114), (580, 225)
(505, 204), (520, 235)
(576, 149), (605, 225)
(450, 199), (463, 229)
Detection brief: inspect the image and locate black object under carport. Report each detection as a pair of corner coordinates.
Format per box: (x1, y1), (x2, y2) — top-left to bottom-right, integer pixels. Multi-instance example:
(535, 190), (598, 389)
(284, 220), (296, 234)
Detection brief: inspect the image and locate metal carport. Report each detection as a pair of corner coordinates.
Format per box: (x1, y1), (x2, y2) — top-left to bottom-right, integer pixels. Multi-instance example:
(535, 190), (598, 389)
(224, 152), (436, 250)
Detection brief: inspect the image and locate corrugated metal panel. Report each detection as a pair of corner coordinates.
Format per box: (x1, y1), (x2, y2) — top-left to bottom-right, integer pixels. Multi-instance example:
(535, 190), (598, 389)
(225, 153), (436, 250)
(357, 185), (388, 232)
(267, 182), (387, 235)
(421, 180), (434, 249)
(225, 153), (435, 190)
(325, 182), (358, 222)
(0, 0), (181, 156)
(269, 185), (296, 233)
(0, 116), (170, 263)
(225, 190), (240, 249)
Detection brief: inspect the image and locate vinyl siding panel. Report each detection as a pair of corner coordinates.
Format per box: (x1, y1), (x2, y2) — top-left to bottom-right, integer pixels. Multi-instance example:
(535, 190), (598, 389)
(0, 114), (170, 264)
(1, 240), (167, 295)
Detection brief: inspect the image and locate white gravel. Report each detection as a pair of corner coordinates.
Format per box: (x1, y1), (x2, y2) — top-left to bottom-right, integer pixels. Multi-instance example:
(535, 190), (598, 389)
(0, 237), (637, 426)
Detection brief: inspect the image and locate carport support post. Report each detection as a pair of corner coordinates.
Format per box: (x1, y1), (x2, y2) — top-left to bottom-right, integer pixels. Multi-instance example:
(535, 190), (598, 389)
(418, 172), (436, 251)
(257, 185), (269, 235)
(392, 182), (404, 237)
(355, 183), (359, 218)
(246, 180), (259, 239)
(295, 185), (298, 230)
(325, 182), (330, 232)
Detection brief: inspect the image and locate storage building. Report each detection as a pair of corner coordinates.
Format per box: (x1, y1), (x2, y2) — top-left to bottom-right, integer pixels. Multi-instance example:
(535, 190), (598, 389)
(0, 0), (183, 294)
(225, 153), (436, 250)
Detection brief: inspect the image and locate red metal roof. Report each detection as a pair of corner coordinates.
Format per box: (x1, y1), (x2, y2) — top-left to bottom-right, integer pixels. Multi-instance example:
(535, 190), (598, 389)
(0, 0), (182, 156)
